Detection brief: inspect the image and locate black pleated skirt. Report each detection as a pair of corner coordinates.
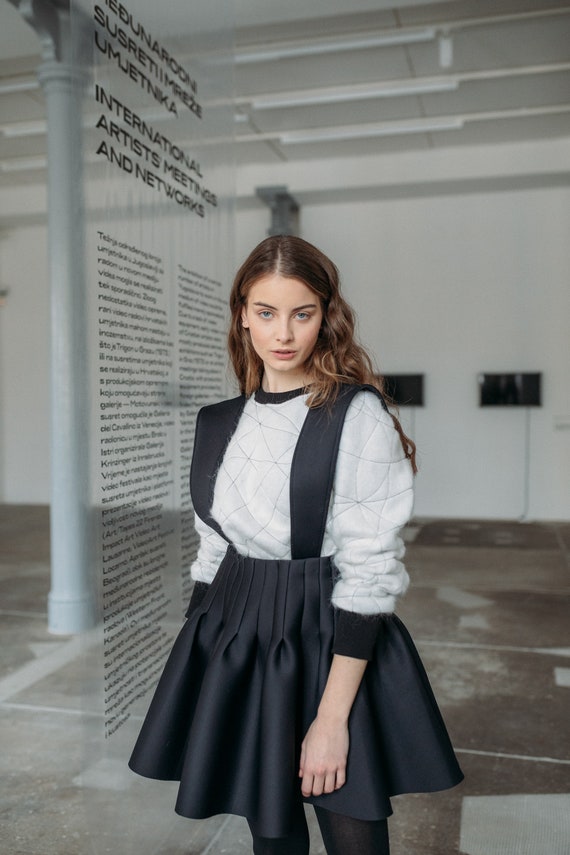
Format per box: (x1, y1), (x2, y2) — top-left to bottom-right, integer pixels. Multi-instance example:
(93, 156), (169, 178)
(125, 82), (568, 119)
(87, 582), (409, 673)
(129, 546), (463, 837)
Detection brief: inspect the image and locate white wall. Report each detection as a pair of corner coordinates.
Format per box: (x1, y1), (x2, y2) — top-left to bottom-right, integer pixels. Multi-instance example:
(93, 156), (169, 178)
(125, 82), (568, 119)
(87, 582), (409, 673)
(0, 224), (51, 503)
(236, 179), (570, 521)
(1, 139), (569, 519)
(305, 189), (570, 520)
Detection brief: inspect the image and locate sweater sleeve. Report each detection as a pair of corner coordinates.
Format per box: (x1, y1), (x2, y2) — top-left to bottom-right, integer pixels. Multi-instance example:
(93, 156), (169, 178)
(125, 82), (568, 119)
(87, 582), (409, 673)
(324, 391), (414, 658)
(190, 511), (228, 585)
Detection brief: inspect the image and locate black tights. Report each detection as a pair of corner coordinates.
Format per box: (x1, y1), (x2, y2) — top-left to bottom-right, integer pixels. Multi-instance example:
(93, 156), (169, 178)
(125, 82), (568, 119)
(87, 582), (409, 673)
(248, 806), (390, 855)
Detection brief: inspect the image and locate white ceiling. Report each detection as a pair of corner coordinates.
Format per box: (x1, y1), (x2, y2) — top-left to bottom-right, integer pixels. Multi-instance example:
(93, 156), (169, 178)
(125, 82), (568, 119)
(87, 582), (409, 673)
(1, 0), (569, 185)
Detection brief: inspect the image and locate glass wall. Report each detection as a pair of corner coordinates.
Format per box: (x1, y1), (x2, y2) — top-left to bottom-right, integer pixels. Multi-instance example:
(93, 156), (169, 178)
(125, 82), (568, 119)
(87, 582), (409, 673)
(71, 1), (234, 849)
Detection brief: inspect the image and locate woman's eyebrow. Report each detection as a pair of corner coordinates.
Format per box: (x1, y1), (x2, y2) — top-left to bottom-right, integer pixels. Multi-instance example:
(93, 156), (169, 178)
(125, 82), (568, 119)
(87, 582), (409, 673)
(252, 301), (318, 311)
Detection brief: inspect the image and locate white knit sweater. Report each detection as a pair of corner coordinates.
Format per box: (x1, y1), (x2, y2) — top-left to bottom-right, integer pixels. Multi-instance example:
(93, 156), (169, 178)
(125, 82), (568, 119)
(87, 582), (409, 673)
(190, 390), (414, 616)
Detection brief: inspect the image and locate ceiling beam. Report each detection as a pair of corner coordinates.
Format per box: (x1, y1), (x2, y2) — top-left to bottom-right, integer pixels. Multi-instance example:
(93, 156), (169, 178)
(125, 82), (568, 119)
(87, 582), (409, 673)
(235, 6), (570, 64)
(236, 63), (570, 112)
(234, 104), (570, 146)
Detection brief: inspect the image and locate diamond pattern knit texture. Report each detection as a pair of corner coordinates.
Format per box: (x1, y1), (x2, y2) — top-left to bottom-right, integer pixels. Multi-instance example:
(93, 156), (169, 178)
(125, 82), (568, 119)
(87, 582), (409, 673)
(191, 391), (414, 615)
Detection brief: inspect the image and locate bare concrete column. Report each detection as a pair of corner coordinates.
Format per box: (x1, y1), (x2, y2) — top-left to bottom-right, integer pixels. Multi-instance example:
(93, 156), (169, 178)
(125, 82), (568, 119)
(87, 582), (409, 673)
(13, 0), (95, 633)
(256, 186), (300, 236)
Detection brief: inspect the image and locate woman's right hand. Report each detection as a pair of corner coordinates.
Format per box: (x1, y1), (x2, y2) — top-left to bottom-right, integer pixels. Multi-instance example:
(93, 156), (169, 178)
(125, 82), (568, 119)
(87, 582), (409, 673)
(299, 714), (349, 797)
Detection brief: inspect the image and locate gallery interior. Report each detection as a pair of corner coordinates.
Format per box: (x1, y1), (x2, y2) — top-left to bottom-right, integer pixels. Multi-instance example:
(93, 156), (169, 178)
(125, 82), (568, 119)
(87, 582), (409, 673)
(1, 1), (569, 853)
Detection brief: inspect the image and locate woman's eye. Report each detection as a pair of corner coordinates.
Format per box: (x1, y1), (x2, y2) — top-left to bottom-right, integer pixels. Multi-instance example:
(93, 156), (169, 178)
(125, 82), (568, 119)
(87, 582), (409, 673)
(296, 312), (310, 320)
(259, 310), (273, 319)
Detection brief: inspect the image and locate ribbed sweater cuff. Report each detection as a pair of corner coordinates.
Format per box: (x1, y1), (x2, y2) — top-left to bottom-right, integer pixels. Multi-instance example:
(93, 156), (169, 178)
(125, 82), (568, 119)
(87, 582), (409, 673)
(185, 580), (210, 617)
(332, 609), (383, 660)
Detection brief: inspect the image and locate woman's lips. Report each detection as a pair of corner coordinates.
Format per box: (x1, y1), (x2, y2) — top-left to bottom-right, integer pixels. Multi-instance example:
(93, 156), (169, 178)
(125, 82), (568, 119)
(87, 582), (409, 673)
(271, 350), (296, 360)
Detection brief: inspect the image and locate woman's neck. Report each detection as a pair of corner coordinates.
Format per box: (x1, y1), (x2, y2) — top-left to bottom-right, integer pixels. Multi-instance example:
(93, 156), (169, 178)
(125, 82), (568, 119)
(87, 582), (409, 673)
(261, 371), (311, 394)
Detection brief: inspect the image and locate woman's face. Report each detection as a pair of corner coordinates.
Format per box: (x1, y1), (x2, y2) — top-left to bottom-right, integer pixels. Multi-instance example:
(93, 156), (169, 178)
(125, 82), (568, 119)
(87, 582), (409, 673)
(241, 273), (323, 393)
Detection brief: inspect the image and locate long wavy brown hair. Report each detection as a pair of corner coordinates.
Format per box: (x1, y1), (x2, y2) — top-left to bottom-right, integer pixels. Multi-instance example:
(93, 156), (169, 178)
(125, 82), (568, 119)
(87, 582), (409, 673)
(228, 235), (417, 472)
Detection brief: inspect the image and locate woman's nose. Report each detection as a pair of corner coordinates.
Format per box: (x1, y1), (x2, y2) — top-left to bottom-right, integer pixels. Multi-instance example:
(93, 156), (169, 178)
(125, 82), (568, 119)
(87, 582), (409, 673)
(276, 319), (293, 342)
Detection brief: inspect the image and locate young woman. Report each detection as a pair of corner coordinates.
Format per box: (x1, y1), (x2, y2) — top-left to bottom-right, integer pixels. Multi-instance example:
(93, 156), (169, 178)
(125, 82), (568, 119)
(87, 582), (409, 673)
(129, 235), (463, 854)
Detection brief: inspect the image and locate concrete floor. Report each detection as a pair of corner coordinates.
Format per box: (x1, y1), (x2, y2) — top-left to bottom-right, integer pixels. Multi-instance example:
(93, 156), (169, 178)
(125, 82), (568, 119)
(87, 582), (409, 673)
(1, 505), (569, 855)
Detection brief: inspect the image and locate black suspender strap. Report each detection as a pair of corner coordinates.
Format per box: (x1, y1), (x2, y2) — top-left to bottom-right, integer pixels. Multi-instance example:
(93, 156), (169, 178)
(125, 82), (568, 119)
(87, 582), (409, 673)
(189, 394), (246, 543)
(190, 384), (387, 558)
(289, 384), (387, 560)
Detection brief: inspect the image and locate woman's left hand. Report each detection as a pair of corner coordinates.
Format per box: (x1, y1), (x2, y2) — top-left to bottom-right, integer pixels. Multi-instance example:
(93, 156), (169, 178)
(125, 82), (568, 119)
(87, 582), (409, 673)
(299, 715), (349, 797)
(299, 653), (367, 797)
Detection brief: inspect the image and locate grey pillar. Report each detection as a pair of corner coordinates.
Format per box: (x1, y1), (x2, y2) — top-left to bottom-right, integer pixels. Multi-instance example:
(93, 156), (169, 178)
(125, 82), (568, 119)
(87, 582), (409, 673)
(14, 0), (95, 633)
(256, 186), (300, 236)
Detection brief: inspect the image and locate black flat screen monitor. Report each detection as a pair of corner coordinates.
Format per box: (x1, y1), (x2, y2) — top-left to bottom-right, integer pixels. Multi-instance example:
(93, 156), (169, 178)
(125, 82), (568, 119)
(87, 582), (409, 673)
(383, 374), (424, 407)
(478, 372), (541, 407)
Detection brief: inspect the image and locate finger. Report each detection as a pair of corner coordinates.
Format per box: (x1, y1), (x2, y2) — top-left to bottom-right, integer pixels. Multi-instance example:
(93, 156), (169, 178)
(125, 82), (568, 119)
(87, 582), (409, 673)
(300, 773), (314, 798)
(323, 772), (337, 794)
(299, 744), (306, 777)
(334, 767), (346, 789)
(310, 774), (325, 797)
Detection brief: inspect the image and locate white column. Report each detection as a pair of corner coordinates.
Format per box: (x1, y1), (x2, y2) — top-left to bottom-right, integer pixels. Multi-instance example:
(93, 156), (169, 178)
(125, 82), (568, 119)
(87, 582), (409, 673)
(29, 5), (96, 633)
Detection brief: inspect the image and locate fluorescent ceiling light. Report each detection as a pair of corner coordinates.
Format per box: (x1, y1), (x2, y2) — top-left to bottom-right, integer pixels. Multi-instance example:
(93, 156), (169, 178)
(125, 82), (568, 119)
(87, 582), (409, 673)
(0, 155), (47, 172)
(2, 120), (47, 138)
(279, 116), (464, 145)
(236, 28), (436, 64)
(252, 77), (458, 110)
(0, 77), (39, 95)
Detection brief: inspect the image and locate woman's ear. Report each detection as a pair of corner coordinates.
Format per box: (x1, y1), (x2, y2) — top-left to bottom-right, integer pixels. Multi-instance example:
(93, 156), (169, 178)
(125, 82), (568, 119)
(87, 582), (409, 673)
(241, 308), (249, 328)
